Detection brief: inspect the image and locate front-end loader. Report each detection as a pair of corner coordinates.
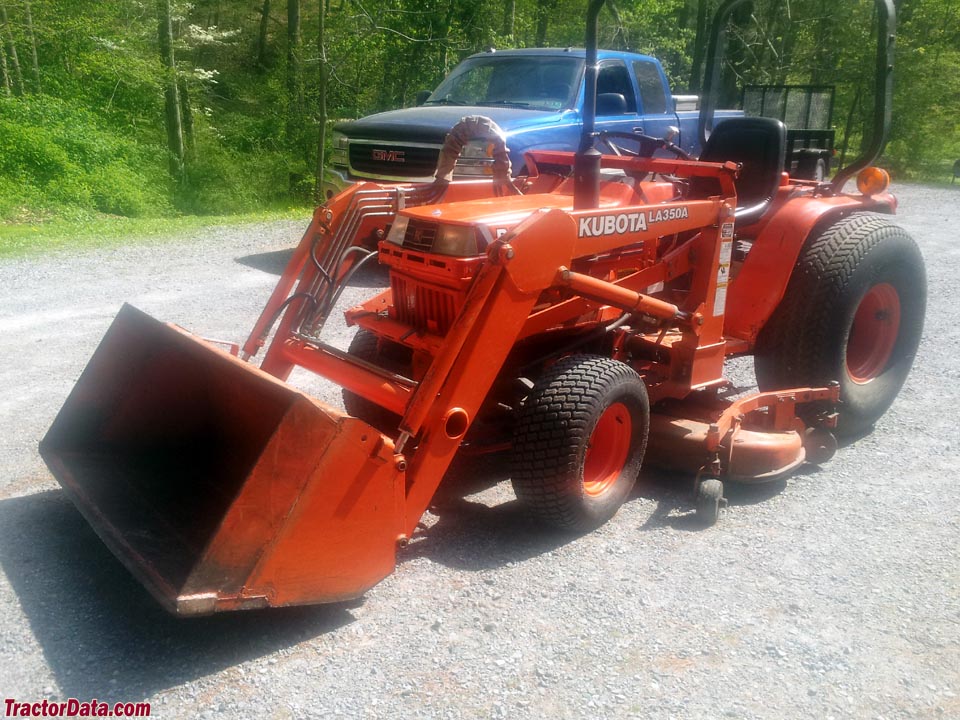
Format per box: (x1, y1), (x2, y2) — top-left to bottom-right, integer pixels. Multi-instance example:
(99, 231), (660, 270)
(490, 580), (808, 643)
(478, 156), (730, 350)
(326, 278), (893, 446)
(41, 0), (924, 615)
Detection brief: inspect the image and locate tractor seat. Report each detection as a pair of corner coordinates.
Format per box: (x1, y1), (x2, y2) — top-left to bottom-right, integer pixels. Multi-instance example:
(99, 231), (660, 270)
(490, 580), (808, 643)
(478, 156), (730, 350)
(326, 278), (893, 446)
(694, 117), (787, 226)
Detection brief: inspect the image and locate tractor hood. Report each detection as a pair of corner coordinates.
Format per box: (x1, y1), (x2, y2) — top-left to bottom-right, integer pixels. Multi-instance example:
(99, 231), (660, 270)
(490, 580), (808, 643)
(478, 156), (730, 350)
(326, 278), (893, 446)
(334, 106), (576, 144)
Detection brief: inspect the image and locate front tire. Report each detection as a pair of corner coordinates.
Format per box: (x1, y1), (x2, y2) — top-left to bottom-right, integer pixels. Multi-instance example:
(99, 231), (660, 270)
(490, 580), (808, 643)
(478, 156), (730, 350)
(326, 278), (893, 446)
(342, 329), (412, 435)
(755, 213), (926, 437)
(511, 356), (650, 532)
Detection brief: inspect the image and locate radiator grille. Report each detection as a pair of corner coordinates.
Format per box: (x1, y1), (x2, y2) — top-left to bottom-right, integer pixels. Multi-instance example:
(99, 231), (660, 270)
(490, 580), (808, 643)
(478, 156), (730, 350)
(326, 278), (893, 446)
(391, 274), (459, 335)
(402, 219), (439, 253)
(349, 143), (440, 177)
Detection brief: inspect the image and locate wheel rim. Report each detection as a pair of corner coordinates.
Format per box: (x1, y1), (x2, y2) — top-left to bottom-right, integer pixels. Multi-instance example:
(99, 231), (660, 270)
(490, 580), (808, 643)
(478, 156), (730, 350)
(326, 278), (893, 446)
(846, 282), (901, 384)
(583, 402), (632, 496)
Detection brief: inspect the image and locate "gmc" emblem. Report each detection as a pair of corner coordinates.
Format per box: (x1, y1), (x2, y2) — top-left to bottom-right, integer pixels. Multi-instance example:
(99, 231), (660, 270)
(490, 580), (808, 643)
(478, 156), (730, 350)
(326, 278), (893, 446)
(372, 149), (405, 163)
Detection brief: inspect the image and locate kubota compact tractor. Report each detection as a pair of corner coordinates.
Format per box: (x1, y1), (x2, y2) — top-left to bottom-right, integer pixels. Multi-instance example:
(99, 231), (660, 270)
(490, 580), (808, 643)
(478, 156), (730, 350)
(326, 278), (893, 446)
(41, 0), (924, 615)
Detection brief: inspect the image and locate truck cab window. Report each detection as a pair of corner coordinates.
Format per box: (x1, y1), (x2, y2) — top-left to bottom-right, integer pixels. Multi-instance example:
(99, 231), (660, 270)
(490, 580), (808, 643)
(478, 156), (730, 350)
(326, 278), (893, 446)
(633, 60), (667, 115)
(597, 61), (637, 114)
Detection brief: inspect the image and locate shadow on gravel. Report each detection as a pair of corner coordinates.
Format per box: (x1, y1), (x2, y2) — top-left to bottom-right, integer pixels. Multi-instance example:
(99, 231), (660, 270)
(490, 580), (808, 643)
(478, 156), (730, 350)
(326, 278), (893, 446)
(401, 453), (578, 570)
(399, 452), (580, 570)
(403, 453), (803, 569)
(635, 464), (823, 530)
(401, 497), (576, 571)
(404, 451), (820, 566)
(236, 248), (295, 275)
(236, 249), (390, 288)
(0, 490), (356, 702)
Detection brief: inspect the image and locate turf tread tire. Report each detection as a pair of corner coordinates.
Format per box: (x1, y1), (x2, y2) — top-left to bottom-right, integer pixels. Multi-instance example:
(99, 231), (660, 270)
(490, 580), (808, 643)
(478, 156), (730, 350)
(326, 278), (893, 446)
(755, 212), (926, 437)
(510, 355), (649, 532)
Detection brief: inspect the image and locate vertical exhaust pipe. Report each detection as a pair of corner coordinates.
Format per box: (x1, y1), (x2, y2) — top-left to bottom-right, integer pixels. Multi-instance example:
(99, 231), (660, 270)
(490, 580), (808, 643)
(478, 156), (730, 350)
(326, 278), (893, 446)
(573, 0), (606, 210)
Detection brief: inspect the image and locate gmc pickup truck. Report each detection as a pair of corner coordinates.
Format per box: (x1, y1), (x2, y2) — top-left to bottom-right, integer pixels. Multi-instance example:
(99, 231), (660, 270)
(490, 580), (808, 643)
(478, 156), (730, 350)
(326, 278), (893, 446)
(325, 48), (741, 197)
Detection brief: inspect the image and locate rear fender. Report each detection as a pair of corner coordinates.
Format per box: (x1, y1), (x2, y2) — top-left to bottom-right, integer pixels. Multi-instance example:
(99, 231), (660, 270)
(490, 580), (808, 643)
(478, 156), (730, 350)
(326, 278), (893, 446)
(724, 191), (895, 343)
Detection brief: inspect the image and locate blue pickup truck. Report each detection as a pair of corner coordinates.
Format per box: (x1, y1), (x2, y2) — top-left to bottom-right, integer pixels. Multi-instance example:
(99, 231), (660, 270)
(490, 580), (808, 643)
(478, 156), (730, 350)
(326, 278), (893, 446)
(325, 48), (741, 197)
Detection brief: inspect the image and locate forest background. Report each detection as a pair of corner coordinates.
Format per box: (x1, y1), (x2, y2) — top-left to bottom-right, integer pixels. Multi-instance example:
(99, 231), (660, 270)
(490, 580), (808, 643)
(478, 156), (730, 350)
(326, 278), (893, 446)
(0, 0), (956, 230)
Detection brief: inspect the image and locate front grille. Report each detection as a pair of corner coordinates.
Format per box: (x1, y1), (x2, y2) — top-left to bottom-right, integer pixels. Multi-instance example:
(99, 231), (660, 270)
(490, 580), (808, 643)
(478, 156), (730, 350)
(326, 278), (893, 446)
(402, 219), (438, 253)
(391, 274), (459, 335)
(349, 143), (440, 177)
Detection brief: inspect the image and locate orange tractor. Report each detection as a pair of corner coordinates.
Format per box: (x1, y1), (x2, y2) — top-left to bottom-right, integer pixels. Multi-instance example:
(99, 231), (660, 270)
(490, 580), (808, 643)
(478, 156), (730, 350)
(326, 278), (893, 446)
(41, 0), (924, 615)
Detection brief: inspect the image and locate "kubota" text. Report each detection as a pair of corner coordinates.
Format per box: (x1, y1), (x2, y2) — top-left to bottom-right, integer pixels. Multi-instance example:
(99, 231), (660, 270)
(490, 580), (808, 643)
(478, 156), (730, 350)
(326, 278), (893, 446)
(578, 206), (690, 237)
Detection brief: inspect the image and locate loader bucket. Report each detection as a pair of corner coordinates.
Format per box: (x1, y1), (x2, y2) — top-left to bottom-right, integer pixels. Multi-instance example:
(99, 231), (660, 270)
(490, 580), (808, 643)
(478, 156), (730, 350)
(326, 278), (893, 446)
(40, 304), (405, 616)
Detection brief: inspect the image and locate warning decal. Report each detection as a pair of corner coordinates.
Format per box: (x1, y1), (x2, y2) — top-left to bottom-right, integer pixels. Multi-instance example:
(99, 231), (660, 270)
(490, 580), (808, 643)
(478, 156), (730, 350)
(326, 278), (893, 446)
(714, 239), (733, 316)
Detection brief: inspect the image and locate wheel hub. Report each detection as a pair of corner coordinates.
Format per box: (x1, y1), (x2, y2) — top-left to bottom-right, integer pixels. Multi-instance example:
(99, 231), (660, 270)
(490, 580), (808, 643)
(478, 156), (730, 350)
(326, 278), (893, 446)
(846, 282), (901, 383)
(583, 402), (632, 496)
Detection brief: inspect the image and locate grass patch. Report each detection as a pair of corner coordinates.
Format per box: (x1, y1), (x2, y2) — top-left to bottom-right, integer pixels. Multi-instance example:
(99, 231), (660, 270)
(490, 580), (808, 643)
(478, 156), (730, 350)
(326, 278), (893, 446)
(0, 207), (311, 260)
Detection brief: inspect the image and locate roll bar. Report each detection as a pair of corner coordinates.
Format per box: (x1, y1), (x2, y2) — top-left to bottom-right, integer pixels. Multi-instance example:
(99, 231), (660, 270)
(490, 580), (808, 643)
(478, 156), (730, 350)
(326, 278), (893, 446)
(830, 0), (896, 190)
(697, 0), (896, 190)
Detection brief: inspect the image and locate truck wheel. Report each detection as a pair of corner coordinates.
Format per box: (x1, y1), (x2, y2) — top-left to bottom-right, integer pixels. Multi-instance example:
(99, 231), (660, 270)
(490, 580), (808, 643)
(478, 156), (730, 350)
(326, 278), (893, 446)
(755, 213), (926, 437)
(511, 355), (649, 532)
(342, 329), (411, 435)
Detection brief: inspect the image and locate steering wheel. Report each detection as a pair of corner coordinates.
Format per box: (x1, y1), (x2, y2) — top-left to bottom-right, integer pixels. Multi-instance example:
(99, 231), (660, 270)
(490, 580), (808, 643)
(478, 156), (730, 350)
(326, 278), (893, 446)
(597, 131), (692, 161)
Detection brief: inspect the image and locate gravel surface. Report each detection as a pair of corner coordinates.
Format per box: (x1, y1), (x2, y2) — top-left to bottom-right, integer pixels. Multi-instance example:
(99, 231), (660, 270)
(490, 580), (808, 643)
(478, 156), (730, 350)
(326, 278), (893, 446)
(1, 184), (957, 719)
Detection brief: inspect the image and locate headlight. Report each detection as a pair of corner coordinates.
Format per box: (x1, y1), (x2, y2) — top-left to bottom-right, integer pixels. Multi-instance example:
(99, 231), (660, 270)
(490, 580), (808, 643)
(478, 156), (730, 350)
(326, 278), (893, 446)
(385, 215), (409, 246)
(331, 131), (348, 166)
(455, 140), (494, 176)
(433, 224), (479, 256)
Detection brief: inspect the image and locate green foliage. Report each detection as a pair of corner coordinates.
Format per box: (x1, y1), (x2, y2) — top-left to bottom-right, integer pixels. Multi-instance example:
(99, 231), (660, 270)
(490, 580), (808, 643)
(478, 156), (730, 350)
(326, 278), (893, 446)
(1, 0), (958, 232)
(0, 95), (172, 220)
(176, 146), (302, 215)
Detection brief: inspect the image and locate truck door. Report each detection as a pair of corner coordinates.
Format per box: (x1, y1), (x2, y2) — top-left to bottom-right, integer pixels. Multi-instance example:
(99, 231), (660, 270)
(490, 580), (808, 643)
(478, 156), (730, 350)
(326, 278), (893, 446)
(595, 59), (642, 140)
(632, 59), (676, 147)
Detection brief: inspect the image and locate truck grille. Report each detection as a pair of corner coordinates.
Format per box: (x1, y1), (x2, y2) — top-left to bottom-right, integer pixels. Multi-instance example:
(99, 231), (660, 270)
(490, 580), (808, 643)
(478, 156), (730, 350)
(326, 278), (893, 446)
(391, 274), (459, 335)
(349, 143), (440, 178)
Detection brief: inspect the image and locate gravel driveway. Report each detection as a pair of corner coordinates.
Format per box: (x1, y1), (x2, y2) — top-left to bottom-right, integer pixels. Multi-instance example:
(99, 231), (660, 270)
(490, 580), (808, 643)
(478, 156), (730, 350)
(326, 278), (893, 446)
(0, 184), (957, 719)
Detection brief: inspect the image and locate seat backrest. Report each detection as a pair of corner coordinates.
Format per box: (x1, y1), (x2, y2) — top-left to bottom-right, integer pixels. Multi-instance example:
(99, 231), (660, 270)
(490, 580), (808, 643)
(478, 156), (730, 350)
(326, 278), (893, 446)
(698, 117), (787, 225)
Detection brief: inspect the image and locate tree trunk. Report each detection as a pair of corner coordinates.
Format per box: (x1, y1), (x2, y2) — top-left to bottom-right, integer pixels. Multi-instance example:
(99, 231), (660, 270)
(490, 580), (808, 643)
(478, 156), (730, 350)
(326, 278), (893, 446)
(157, 0), (185, 180)
(535, 0), (557, 47)
(286, 0), (304, 153)
(256, 0), (271, 69)
(178, 76), (194, 152)
(810, 0), (831, 84)
(607, 1), (627, 50)
(314, 0), (327, 203)
(688, 0), (709, 93)
(502, 0), (515, 38)
(0, 41), (10, 97)
(0, 4), (23, 96)
(23, 0), (39, 92)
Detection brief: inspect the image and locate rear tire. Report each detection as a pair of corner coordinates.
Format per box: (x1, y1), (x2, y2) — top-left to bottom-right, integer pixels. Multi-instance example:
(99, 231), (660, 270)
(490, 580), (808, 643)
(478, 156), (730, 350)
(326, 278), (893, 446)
(342, 329), (411, 435)
(755, 213), (926, 437)
(511, 355), (650, 532)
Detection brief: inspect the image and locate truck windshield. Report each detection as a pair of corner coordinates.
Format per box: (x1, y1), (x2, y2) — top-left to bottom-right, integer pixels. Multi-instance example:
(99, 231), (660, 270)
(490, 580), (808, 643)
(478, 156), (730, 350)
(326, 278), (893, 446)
(426, 56), (583, 112)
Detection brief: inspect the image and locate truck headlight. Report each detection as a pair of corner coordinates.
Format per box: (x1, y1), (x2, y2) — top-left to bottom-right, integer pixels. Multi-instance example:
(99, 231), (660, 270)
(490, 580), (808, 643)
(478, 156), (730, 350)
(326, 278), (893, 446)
(331, 131), (348, 166)
(455, 140), (494, 176)
(433, 224), (479, 256)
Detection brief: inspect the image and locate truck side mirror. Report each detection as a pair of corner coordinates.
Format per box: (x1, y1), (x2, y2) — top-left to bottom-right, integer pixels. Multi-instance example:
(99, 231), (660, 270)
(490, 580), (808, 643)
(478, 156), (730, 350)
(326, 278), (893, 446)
(416, 90), (431, 106)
